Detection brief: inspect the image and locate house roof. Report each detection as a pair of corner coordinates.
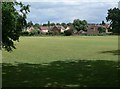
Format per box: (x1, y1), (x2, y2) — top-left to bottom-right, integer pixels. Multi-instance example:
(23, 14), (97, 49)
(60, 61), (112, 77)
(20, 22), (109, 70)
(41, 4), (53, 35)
(49, 25), (65, 31)
(39, 26), (48, 30)
(88, 25), (97, 29)
(103, 24), (110, 28)
(54, 25), (65, 30)
(87, 25), (100, 33)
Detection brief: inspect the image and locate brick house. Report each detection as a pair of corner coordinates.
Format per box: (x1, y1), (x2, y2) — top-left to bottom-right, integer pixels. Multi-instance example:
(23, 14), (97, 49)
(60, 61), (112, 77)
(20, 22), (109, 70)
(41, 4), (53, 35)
(87, 25), (99, 35)
(39, 26), (49, 33)
(26, 26), (34, 32)
(50, 25), (65, 33)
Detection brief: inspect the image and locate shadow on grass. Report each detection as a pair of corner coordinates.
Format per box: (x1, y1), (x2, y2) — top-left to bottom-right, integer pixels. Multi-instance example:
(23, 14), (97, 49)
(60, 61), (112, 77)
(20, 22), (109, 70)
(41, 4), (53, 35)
(2, 60), (120, 88)
(99, 50), (120, 55)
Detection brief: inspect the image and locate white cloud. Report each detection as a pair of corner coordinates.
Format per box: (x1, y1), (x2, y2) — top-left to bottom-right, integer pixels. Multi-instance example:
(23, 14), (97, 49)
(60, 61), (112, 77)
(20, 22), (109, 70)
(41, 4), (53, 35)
(22, 1), (119, 24)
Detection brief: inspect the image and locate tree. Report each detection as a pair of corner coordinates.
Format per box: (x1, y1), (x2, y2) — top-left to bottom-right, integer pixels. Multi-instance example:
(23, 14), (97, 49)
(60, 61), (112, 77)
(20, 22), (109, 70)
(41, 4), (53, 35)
(43, 24), (47, 26)
(73, 19), (87, 32)
(56, 23), (60, 25)
(98, 27), (106, 33)
(102, 21), (105, 25)
(67, 22), (72, 26)
(2, 2), (30, 51)
(61, 23), (66, 26)
(50, 23), (55, 26)
(34, 23), (40, 29)
(29, 29), (40, 36)
(27, 21), (33, 27)
(106, 8), (120, 34)
(48, 21), (50, 27)
(64, 30), (73, 36)
(82, 20), (88, 31)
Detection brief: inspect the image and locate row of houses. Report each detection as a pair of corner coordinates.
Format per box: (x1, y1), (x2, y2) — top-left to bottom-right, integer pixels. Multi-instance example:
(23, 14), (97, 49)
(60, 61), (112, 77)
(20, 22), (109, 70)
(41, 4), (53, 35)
(86, 24), (111, 35)
(26, 25), (70, 34)
(39, 25), (68, 33)
(26, 24), (111, 35)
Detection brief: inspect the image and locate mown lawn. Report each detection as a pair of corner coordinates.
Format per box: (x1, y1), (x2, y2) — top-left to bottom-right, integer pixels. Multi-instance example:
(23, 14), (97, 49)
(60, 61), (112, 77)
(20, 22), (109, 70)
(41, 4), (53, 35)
(2, 36), (118, 63)
(2, 36), (120, 87)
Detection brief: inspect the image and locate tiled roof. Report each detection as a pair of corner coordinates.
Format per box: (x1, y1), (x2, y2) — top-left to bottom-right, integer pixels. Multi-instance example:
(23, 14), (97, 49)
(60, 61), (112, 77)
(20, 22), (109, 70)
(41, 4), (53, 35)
(39, 26), (48, 30)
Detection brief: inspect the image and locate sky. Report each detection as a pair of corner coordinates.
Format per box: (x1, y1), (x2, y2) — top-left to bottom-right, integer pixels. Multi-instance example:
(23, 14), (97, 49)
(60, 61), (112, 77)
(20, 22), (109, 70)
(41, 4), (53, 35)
(17, 0), (119, 24)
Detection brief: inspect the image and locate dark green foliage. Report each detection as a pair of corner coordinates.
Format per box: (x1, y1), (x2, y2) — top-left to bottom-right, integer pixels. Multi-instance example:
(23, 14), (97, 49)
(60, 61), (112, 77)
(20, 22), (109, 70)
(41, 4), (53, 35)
(2, 2), (30, 51)
(50, 23), (55, 26)
(98, 27), (106, 33)
(34, 23), (40, 28)
(27, 21), (33, 27)
(73, 19), (87, 32)
(48, 21), (50, 27)
(29, 29), (40, 36)
(106, 8), (120, 34)
(47, 31), (60, 36)
(21, 31), (29, 36)
(102, 21), (105, 25)
(60, 32), (64, 35)
(64, 30), (73, 36)
(61, 23), (66, 26)
(61, 23), (67, 28)
(21, 29), (40, 36)
(43, 24), (47, 26)
(56, 23), (60, 25)
(67, 22), (72, 26)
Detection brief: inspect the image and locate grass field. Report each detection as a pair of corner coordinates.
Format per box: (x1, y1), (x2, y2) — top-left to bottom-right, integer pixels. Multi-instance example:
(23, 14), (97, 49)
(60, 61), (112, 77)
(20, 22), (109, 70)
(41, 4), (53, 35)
(2, 36), (119, 64)
(2, 36), (120, 87)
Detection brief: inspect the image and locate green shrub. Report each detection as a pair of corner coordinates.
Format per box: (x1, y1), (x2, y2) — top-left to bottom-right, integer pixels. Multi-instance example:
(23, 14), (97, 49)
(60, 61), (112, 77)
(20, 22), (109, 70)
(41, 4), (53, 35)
(64, 30), (73, 36)
(48, 31), (54, 36)
(98, 27), (106, 33)
(29, 29), (40, 36)
(60, 32), (64, 35)
(21, 31), (29, 36)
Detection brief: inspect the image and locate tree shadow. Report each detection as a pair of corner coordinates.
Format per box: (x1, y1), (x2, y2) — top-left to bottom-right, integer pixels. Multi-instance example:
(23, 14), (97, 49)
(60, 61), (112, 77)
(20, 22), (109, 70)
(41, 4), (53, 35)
(2, 60), (120, 88)
(99, 50), (120, 55)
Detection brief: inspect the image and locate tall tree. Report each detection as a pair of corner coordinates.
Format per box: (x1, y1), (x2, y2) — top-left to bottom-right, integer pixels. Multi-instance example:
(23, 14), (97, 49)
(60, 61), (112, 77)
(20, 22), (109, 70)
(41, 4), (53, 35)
(34, 23), (39, 27)
(27, 21), (33, 27)
(48, 21), (50, 27)
(67, 22), (72, 26)
(98, 27), (106, 33)
(43, 24), (47, 26)
(61, 22), (67, 28)
(2, 2), (30, 51)
(33, 23), (40, 30)
(106, 8), (120, 34)
(50, 23), (55, 26)
(73, 19), (87, 32)
(56, 23), (60, 25)
(61, 23), (66, 26)
(102, 21), (105, 25)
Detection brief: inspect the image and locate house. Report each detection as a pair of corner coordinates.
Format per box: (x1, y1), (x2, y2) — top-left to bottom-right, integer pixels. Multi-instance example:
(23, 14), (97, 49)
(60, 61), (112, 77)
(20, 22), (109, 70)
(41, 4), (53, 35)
(50, 25), (65, 33)
(39, 26), (49, 33)
(87, 25), (99, 35)
(102, 24), (111, 33)
(65, 26), (71, 31)
(26, 26), (34, 32)
(79, 30), (87, 34)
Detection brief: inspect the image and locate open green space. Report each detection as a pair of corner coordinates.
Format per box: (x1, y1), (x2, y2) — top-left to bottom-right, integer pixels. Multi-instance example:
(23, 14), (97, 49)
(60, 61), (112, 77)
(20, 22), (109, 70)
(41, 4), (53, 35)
(2, 36), (119, 63)
(2, 36), (119, 87)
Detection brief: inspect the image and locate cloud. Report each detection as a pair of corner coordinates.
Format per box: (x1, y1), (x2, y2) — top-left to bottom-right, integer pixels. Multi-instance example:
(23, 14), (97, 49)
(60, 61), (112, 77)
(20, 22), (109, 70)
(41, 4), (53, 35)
(22, 1), (119, 24)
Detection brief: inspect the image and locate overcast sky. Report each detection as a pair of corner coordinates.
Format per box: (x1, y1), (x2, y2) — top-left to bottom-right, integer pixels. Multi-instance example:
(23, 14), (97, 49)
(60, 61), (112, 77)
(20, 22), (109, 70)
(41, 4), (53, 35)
(17, 0), (119, 24)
